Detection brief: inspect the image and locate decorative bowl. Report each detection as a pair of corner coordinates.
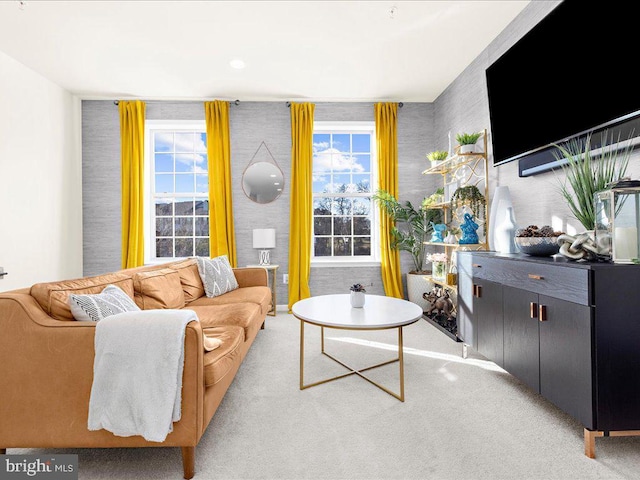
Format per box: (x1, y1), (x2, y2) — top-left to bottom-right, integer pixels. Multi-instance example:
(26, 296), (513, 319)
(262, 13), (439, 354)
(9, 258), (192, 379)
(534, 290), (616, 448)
(514, 236), (560, 257)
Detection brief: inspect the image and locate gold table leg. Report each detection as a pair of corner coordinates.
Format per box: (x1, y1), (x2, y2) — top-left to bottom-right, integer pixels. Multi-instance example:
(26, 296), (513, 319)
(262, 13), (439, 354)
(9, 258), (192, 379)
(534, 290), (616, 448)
(299, 321), (406, 401)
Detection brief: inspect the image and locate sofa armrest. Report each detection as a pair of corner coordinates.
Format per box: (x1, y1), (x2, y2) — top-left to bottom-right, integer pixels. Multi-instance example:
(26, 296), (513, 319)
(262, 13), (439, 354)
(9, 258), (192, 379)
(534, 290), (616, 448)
(0, 292), (205, 448)
(233, 267), (268, 287)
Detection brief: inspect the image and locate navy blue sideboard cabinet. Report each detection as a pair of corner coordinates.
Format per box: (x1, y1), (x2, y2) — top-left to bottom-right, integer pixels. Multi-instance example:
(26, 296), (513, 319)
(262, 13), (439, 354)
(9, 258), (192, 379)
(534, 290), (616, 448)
(457, 251), (640, 458)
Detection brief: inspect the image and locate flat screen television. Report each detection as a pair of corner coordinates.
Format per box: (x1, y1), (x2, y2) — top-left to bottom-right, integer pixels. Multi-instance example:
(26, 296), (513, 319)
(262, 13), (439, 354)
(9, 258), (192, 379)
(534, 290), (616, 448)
(486, 0), (640, 176)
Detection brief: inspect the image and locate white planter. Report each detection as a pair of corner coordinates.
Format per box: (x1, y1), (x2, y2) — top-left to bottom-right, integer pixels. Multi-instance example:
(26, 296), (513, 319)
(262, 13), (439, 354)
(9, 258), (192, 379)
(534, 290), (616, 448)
(406, 273), (434, 312)
(350, 291), (365, 308)
(459, 144), (476, 154)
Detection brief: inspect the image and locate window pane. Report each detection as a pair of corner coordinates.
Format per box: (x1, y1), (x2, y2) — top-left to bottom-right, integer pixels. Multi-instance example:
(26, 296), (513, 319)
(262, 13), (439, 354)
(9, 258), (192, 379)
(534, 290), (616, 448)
(155, 217), (173, 237)
(195, 154), (207, 173)
(332, 174), (350, 193)
(354, 155), (370, 172)
(175, 198), (194, 215)
(196, 133), (207, 152)
(154, 132), (173, 152)
(175, 238), (193, 257)
(333, 237), (352, 256)
(155, 199), (173, 216)
(195, 217), (209, 236)
(331, 153), (351, 174)
(195, 199), (209, 216)
(313, 133), (330, 153)
(352, 174), (371, 193)
(195, 238), (210, 257)
(314, 217), (331, 235)
(353, 198), (371, 215)
(332, 198), (352, 215)
(176, 154), (195, 173)
(332, 134), (350, 152)
(352, 134), (370, 153)
(196, 174), (208, 193)
(175, 132), (195, 152)
(155, 153), (173, 173)
(354, 216), (371, 235)
(155, 174), (174, 193)
(176, 174), (195, 193)
(313, 174), (331, 193)
(175, 217), (193, 236)
(313, 198), (331, 216)
(334, 217), (352, 235)
(156, 238), (173, 257)
(354, 237), (371, 256)
(314, 237), (332, 257)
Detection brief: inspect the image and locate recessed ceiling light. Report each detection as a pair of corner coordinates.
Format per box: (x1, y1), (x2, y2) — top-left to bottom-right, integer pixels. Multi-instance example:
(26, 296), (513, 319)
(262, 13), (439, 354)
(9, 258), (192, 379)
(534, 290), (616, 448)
(229, 59), (245, 70)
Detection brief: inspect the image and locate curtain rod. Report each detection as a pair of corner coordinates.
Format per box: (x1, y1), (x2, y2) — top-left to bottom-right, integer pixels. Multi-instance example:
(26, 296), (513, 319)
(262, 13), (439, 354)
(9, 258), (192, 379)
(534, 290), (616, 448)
(285, 101), (404, 108)
(113, 99), (240, 106)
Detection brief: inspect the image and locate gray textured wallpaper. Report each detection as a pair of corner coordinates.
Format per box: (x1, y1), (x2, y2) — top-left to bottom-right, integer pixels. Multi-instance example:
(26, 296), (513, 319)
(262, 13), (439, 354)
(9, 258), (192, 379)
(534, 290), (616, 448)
(82, 101), (437, 305)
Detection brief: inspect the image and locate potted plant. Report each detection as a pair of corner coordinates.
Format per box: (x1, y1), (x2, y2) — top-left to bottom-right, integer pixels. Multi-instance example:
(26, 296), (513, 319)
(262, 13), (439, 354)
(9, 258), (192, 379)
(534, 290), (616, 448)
(427, 150), (448, 166)
(554, 132), (633, 231)
(373, 189), (443, 311)
(421, 187), (445, 208)
(349, 283), (366, 308)
(456, 132), (482, 154)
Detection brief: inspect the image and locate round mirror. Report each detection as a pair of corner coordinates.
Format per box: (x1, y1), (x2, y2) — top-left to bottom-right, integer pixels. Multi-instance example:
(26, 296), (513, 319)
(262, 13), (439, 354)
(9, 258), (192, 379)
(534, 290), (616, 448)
(242, 162), (285, 204)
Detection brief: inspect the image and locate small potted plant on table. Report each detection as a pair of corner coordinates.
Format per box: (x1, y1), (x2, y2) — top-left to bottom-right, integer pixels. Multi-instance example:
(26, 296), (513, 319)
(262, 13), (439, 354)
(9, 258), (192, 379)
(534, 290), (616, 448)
(350, 283), (366, 308)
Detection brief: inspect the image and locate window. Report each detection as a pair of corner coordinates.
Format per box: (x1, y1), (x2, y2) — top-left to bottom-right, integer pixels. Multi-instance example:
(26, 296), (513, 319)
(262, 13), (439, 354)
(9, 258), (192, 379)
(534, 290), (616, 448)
(312, 122), (378, 264)
(145, 121), (209, 262)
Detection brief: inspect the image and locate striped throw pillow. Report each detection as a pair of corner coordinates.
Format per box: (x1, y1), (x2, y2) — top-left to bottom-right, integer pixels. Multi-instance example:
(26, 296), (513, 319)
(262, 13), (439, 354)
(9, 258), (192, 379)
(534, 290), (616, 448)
(69, 284), (140, 322)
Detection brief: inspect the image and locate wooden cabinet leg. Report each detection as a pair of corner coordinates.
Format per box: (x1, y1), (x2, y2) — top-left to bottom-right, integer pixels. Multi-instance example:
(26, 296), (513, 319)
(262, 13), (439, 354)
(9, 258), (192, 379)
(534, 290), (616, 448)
(584, 428), (602, 459)
(181, 446), (195, 479)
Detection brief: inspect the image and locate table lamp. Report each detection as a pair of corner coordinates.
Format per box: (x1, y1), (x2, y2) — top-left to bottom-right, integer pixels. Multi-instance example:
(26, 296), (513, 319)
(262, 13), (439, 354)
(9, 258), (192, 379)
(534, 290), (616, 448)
(253, 228), (276, 265)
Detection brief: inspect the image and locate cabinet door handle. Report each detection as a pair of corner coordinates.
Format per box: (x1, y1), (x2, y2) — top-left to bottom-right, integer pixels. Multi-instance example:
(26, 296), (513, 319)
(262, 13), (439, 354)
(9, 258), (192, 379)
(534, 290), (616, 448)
(472, 284), (477, 297)
(530, 302), (538, 319)
(476, 285), (482, 298)
(472, 264), (482, 268)
(528, 274), (544, 280)
(539, 304), (548, 322)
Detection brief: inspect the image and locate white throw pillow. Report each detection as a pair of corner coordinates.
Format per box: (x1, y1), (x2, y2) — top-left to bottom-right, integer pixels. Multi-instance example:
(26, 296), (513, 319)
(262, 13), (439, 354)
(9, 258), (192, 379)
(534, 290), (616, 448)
(195, 255), (239, 298)
(69, 284), (140, 322)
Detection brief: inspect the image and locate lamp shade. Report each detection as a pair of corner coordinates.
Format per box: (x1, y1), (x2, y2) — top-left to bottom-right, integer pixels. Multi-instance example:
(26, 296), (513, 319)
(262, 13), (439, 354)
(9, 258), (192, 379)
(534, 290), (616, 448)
(253, 228), (276, 249)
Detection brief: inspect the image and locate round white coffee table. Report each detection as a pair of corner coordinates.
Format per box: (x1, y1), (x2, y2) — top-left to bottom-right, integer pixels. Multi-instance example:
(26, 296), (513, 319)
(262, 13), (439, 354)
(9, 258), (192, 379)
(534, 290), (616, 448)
(292, 294), (423, 402)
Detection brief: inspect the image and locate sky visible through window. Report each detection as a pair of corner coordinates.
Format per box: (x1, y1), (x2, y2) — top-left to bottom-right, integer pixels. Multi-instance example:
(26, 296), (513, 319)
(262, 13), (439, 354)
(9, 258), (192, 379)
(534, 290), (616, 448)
(312, 131), (374, 258)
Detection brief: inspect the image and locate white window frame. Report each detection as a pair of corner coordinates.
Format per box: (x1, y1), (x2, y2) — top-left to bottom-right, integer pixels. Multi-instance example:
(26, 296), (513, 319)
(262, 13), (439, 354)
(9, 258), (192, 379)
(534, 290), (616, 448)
(311, 121), (380, 267)
(144, 120), (208, 264)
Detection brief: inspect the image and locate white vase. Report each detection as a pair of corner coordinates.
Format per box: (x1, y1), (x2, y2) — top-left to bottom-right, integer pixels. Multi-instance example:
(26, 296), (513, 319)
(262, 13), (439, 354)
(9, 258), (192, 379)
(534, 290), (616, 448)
(488, 186), (514, 251)
(459, 144), (476, 154)
(350, 291), (365, 308)
(495, 206), (519, 254)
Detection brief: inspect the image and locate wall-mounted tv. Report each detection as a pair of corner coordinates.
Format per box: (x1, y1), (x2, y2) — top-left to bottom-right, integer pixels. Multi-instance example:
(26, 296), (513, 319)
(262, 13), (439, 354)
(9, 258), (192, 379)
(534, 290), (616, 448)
(486, 0), (640, 177)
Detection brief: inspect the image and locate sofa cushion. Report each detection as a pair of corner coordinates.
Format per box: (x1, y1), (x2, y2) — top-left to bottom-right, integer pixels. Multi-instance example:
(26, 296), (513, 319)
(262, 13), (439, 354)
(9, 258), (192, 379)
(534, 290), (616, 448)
(201, 326), (244, 387)
(69, 284), (141, 322)
(169, 258), (205, 303)
(196, 255), (239, 298)
(31, 273), (135, 321)
(187, 303), (262, 341)
(187, 286), (272, 315)
(133, 269), (185, 310)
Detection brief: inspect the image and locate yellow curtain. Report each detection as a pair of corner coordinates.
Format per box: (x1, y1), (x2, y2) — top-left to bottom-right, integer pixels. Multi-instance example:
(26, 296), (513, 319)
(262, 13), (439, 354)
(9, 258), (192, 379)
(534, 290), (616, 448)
(375, 102), (404, 298)
(119, 100), (146, 269)
(288, 102), (315, 310)
(205, 100), (237, 267)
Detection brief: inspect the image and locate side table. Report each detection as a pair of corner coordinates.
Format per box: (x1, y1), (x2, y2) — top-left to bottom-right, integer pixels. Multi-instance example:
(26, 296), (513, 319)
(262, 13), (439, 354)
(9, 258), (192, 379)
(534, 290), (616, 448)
(246, 264), (278, 316)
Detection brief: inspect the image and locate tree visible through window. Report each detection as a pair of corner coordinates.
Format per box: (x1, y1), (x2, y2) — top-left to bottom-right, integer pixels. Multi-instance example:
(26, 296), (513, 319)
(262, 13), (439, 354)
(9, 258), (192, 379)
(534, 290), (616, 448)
(147, 123), (210, 260)
(312, 124), (377, 260)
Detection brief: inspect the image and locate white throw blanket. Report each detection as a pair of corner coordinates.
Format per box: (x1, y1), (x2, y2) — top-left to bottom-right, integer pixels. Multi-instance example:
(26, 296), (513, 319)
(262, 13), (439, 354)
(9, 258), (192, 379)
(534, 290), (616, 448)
(88, 309), (198, 442)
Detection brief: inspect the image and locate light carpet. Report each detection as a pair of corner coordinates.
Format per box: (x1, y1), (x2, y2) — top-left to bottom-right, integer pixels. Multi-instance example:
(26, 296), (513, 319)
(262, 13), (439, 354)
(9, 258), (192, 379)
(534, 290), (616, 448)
(14, 313), (640, 479)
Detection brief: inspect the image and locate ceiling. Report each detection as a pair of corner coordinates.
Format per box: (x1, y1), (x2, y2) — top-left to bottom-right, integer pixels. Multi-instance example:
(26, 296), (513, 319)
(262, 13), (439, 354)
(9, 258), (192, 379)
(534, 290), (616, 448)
(0, 0), (530, 102)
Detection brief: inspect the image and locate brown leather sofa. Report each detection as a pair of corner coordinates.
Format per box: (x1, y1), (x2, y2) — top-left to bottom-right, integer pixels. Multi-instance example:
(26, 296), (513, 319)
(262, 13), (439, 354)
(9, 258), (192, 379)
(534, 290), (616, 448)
(0, 258), (271, 479)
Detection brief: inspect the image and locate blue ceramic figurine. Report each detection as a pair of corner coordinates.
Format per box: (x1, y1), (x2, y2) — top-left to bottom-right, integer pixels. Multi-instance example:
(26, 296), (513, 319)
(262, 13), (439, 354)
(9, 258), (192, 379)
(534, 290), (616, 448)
(430, 223), (447, 243)
(459, 213), (479, 245)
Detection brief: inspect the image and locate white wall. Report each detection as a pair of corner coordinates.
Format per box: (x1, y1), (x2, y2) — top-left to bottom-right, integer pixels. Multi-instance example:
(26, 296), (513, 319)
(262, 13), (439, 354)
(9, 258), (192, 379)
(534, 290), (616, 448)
(0, 50), (82, 291)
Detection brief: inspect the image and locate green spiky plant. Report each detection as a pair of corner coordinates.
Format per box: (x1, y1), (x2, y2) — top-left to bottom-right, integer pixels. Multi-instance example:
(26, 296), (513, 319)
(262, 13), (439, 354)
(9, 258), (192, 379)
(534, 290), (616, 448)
(427, 150), (448, 162)
(554, 132), (633, 231)
(456, 132), (482, 146)
(373, 189), (443, 273)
